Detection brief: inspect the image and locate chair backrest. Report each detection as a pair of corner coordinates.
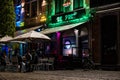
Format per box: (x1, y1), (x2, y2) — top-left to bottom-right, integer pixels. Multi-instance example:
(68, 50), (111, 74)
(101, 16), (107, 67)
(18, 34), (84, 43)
(48, 58), (54, 63)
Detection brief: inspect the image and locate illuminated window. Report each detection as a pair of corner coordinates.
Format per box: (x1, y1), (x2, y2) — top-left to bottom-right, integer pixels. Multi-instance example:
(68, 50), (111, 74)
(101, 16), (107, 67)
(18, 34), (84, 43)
(63, 0), (71, 7)
(15, 0), (25, 27)
(63, 37), (76, 56)
(54, 0), (84, 13)
(25, 0), (37, 18)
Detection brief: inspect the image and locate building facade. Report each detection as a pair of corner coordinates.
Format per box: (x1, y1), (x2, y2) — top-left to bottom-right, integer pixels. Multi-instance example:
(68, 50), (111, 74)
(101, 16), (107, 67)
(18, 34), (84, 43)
(14, 0), (120, 69)
(14, 0), (47, 30)
(41, 0), (120, 69)
(40, 0), (92, 69)
(90, 2), (120, 69)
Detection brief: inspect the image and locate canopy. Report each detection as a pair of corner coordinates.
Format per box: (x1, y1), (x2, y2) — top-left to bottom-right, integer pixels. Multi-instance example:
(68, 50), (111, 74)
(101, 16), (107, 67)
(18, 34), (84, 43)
(40, 22), (86, 34)
(0, 35), (13, 43)
(15, 25), (42, 36)
(11, 31), (51, 42)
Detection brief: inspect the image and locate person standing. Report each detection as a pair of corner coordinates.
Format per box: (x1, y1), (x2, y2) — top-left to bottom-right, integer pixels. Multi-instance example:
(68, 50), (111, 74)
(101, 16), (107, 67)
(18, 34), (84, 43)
(25, 51), (32, 72)
(0, 52), (6, 71)
(17, 54), (22, 72)
(31, 50), (38, 71)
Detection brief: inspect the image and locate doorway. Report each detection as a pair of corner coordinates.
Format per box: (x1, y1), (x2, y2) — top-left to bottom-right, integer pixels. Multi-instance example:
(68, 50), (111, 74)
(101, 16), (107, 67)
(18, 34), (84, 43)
(78, 27), (89, 66)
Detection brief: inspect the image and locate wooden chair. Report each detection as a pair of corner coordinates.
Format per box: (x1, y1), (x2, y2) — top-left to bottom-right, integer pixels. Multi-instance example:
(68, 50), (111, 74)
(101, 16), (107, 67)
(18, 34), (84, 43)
(34, 58), (45, 70)
(45, 58), (54, 70)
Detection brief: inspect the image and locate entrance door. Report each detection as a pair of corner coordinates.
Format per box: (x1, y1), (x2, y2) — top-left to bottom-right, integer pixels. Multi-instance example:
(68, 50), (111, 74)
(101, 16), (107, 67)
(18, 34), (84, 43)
(101, 15), (118, 65)
(78, 27), (89, 67)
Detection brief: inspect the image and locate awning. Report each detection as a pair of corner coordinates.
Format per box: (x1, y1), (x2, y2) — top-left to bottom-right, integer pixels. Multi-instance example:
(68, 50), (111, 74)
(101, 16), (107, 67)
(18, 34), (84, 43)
(15, 25), (42, 36)
(40, 22), (86, 34)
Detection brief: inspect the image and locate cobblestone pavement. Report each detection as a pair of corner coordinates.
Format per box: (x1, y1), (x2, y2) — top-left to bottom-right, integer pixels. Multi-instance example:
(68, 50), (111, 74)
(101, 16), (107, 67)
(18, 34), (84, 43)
(0, 70), (120, 80)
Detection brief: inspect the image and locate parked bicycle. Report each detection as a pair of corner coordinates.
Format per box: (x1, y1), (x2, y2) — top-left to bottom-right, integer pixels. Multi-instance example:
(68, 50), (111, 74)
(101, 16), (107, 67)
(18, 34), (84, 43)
(82, 49), (95, 70)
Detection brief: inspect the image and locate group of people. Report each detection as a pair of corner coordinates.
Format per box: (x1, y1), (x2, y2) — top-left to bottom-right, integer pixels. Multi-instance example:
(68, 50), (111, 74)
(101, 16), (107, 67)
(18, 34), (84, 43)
(0, 49), (38, 72)
(21, 50), (38, 72)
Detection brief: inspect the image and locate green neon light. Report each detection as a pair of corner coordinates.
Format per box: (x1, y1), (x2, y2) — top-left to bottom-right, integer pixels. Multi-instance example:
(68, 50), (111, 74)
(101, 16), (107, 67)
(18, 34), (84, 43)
(80, 0), (83, 7)
(48, 14), (91, 28)
(47, 0), (91, 28)
(56, 12), (77, 23)
(46, 0), (55, 24)
(57, 16), (63, 22)
(65, 12), (77, 20)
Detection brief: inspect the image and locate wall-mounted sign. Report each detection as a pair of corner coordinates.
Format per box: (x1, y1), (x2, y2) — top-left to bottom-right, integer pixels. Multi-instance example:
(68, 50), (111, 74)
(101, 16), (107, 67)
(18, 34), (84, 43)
(15, 3), (25, 27)
(51, 8), (85, 23)
(64, 40), (71, 49)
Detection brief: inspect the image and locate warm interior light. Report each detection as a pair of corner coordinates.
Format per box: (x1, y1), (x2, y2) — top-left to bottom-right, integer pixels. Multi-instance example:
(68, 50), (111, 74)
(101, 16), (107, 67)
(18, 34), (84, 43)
(42, 0), (47, 6)
(40, 15), (47, 22)
(21, 2), (25, 7)
(63, 0), (71, 7)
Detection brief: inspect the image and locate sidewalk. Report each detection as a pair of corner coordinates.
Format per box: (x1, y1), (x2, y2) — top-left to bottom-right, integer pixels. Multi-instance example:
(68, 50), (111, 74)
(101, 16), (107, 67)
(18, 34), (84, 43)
(0, 70), (120, 80)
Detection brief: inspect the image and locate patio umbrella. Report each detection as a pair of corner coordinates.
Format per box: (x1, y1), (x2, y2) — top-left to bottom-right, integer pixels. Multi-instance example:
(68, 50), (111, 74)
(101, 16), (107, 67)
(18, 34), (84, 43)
(11, 31), (51, 42)
(10, 41), (26, 44)
(0, 43), (5, 45)
(0, 35), (13, 43)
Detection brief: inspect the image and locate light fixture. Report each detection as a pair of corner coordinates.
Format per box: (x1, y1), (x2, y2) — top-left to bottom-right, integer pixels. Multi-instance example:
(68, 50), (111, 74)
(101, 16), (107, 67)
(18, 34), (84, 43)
(64, 40), (71, 49)
(21, 2), (25, 7)
(42, 0), (47, 6)
(40, 14), (47, 22)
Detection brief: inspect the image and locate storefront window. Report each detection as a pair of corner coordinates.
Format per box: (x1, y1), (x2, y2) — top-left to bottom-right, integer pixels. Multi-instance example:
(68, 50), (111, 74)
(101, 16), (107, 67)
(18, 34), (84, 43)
(63, 36), (76, 56)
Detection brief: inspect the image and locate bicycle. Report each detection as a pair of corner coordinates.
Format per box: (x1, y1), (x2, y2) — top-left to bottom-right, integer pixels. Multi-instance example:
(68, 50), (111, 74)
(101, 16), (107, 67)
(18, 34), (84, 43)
(82, 55), (95, 70)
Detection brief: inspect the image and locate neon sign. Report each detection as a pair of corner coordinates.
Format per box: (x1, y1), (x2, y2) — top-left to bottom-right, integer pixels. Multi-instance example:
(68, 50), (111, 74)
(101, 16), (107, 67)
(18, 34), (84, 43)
(52, 8), (85, 23)
(64, 40), (71, 49)
(15, 2), (25, 27)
